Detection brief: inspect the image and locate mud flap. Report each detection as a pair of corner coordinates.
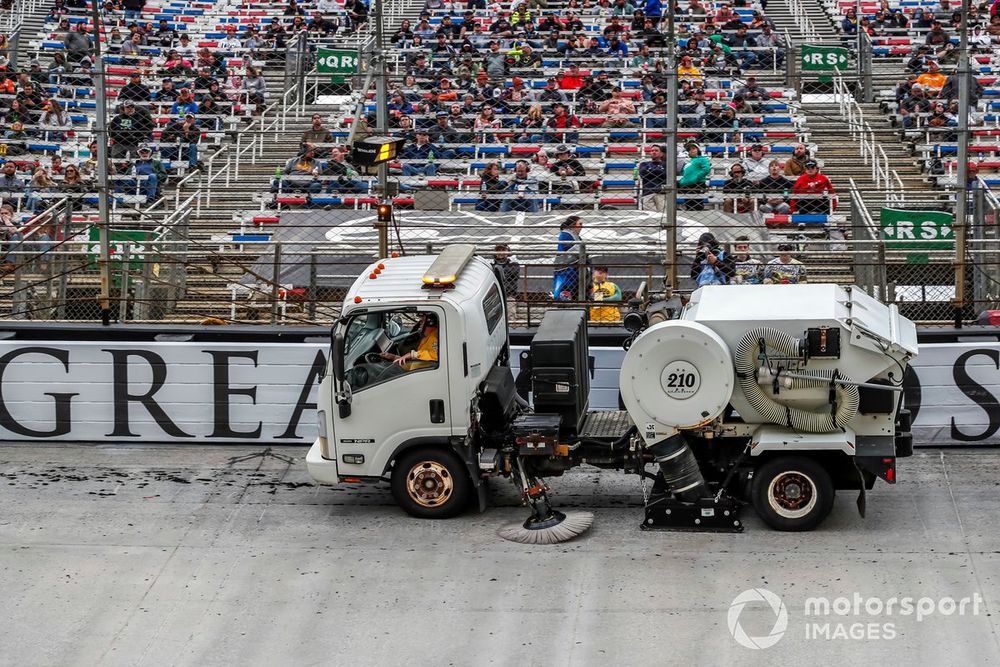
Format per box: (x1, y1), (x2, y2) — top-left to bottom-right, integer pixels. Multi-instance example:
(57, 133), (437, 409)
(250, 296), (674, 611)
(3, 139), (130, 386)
(855, 464), (867, 518)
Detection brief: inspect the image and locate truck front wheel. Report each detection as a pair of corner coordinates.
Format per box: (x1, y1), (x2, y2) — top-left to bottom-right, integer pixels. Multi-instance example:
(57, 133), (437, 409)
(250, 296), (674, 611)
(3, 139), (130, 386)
(391, 448), (471, 519)
(751, 457), (835, 531)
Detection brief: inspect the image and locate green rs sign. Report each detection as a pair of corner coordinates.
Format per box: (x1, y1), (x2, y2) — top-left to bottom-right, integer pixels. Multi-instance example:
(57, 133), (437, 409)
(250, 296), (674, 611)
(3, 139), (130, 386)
(880, 207), (954, 250)
(801, 44), (849, 72)
(88, 228), (152, 287)
(317, 47), (360, 83)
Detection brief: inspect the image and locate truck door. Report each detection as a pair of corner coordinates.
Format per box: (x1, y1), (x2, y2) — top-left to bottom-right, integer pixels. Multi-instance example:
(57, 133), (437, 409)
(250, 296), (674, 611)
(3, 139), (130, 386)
(333, 306), (452, 477)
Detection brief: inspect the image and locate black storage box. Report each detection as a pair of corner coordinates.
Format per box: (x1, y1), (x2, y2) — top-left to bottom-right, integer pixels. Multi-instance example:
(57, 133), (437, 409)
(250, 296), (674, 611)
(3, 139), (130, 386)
(511, 413), (562, 456)
(478, 365), (517, 433)
(530, 309), (590, 434)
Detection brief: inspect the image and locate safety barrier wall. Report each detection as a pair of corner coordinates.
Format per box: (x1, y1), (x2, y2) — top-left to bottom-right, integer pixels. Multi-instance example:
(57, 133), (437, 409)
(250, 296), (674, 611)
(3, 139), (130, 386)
(0, 324), (997, 446)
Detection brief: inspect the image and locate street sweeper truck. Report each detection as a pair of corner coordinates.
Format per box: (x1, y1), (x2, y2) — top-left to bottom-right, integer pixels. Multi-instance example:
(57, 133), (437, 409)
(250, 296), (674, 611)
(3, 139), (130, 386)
(306, 245), (918, 543)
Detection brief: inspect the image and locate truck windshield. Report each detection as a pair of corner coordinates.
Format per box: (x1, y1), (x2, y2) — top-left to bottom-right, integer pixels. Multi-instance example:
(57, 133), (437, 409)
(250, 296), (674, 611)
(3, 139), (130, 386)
(341, 309), (441, 390)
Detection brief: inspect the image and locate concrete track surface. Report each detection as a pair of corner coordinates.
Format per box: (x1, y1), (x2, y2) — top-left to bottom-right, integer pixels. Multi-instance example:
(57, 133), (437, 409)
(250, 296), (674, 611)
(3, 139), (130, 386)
(2, 443), (999, 666)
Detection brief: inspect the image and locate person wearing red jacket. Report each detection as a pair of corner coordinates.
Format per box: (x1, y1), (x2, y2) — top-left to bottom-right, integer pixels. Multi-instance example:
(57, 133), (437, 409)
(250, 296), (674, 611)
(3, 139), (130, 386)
(791, 159), (836, 214)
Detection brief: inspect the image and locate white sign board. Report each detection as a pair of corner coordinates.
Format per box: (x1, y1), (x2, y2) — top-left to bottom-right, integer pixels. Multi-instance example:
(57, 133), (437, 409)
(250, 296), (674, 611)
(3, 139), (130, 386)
(0, 339), (996, 446)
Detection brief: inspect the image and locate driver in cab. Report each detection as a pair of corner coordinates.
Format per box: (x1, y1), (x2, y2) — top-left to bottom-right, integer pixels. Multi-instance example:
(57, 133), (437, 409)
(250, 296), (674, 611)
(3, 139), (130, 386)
(380, 313), (439, 370)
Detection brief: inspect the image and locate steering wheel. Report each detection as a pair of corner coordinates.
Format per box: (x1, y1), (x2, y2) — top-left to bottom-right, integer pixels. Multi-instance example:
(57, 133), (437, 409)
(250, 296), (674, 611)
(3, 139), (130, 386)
(364, 351), (384, 364)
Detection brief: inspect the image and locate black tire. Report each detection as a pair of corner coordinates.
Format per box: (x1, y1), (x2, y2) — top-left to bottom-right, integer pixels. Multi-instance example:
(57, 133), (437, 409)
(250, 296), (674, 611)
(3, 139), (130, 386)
(391, 448), (471, 519)
(751, 456), (835, 531)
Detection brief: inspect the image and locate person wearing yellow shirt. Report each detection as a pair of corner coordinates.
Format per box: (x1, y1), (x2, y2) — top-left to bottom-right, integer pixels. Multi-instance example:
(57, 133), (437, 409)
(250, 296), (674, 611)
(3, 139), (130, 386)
(677, 54), (703, 82)
(589, 266), (623, 322)
(381, 313), (440, 370)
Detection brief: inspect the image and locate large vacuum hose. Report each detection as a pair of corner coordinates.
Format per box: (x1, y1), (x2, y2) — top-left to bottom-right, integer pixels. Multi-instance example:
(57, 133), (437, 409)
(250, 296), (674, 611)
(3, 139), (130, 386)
(735, 327), (859, 433)
(647, 433), (708, 501)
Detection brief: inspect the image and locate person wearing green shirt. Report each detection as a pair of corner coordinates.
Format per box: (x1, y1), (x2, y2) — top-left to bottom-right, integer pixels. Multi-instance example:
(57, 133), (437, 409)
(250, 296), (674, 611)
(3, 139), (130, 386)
(678, 142), (711, 210)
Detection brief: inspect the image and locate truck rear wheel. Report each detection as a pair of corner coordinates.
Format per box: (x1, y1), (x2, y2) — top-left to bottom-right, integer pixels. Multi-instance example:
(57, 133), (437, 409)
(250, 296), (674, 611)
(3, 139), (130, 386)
(391, 448), (471, 519)
(751, 457), (835, 531)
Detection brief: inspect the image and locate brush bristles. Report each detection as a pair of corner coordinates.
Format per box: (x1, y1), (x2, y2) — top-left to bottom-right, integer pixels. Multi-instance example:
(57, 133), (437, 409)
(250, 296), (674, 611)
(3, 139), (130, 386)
(497, 511), (595, 544)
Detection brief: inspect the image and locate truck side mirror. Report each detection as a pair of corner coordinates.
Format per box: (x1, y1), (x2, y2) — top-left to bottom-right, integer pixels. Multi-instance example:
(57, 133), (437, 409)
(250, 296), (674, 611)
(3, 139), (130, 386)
(332, 331), (352, 418)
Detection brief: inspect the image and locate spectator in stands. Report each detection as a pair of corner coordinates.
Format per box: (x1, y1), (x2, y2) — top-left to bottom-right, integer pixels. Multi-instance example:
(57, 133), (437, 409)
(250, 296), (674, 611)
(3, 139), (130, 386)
(916, 59), (947, 94)
(119, 72), (151, 102)
(15, 82), (42, 118)
(176, 34), (196, 60)
(491, 243), (520, 298)
(50, 155), (63, 176)
(122, 0), (144, 19)
(731, 236), (764, 285)
(677, 54), (703, 83)
(726, 24), (758, 70)
(193, 67), (217, 94)
(392, 20), (414, 44)
(468, 103), (499, 143)
(678, 142), (710, 210)
(428, 110), (462, 146)
(941, 70), (984, 106)
(899, 84), (932, 129)
(736, 76), (770, 109)
(108, 101), (153, 159)
(219, 27), (244, 54)
(27, 60), (46, 88)
(2, 122), (27, 156)
(477, 162), (507, 212)
(764, 243), (807, 284)
(61, 164), (87, 193)
(63, 24), (93, 64)
(119, 145), (165, 202)
(539, 77), (566, 105)
(171, 88), (199, 116)
(0, 162), (25, 196)
(0, 203), (21, 273)
(40, 100), (70, 143)
(791, 159), (835, 214)
(321, 147), (367, 194)
(755, 160), (792, 214)
(546, 102), (581, 143)
(401, 129), (441, 176)
(906, 45), (932, 73)
(842, 8), (858, 35)
(47, 53), (68, 86)
(557, 64), (585, 91)
(274, 148), (322, 194)
(589, 265), (622, 322)
(550, 145), (586, 193)
(723, 163), (754, 214)
(3, 99), (28, 125)
(553, 215), (584, 300)
(783, 142), (810, 177)
(302, 114), (335, 155)
(529, 150), (555, 189)
(757, 25), (785, 67)
(161, 113), (202, 170)
(501, 160), (540, 213)
(690, 232), (733, 286)
(638, 144), (668, 212)
(742, 143), (770, 181)
(599, 88), (637, 127)
(241, 67), (268, 115)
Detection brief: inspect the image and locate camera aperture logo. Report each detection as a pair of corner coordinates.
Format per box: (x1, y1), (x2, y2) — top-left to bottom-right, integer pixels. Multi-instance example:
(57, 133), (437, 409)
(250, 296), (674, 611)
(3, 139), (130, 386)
(728, 588), (788, 650)
(729, 589), (984, 648)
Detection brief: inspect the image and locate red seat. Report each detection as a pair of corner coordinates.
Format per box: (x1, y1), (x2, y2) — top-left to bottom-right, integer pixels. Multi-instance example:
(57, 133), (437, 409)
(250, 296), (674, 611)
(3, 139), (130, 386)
(252, 216), (280, 224)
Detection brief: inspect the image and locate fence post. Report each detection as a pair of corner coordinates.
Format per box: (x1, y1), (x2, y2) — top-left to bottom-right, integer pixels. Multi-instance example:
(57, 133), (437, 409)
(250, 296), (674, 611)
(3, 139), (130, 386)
(577, 243), (588, 303)
(270, 242), (283, 324)
(56, 200), (73, 319)
(119, 242), (131, 323)
(876, 240), (888, 303)
(308, 251), (318, 320)
(11, 263), (25, 319)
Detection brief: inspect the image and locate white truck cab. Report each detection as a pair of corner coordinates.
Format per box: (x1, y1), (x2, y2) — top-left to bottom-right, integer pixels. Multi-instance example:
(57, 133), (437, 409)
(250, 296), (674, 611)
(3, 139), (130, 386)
(307, 246), (508, 507)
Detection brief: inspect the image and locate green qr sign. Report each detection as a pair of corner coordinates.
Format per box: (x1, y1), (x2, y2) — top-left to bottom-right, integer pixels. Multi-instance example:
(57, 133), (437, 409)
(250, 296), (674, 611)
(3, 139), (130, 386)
(801, 44), (849, 72)
(880, 207), (955, 250)
(317, 48), (360, 82)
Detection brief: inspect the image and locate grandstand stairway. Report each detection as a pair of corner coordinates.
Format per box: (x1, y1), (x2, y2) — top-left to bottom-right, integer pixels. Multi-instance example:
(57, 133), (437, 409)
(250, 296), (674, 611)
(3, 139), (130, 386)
(767, 0), (839, 43)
